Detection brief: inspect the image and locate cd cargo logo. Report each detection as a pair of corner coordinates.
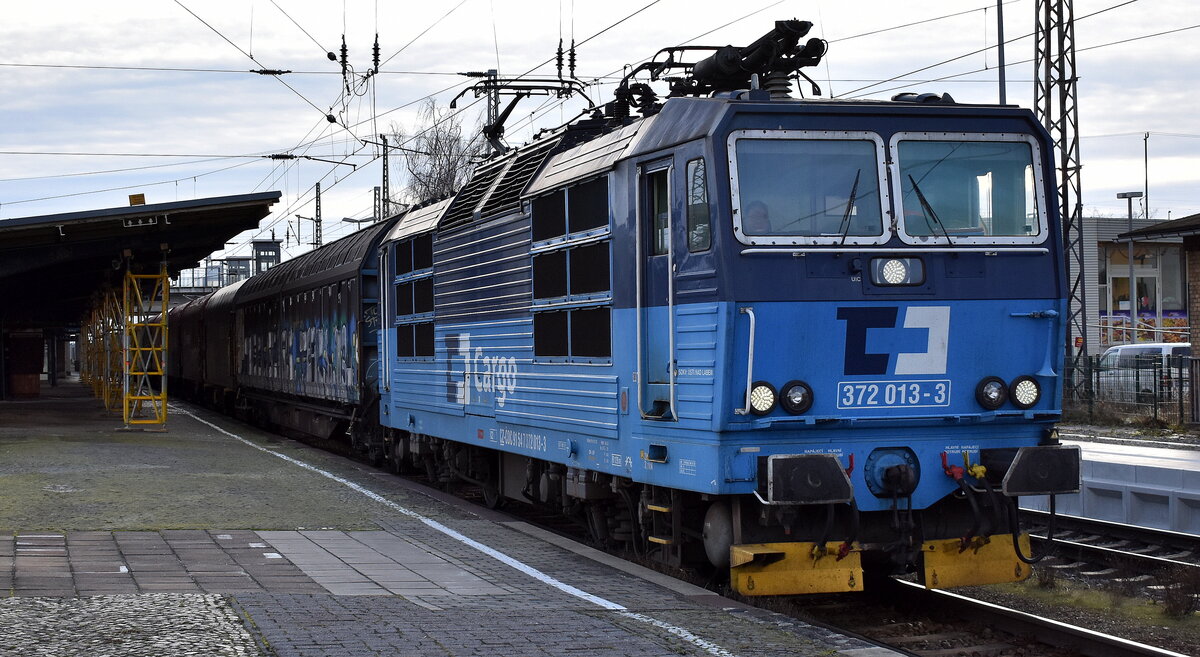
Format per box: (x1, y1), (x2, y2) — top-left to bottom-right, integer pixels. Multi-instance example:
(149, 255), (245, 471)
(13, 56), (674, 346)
(836, 306), (949, 376)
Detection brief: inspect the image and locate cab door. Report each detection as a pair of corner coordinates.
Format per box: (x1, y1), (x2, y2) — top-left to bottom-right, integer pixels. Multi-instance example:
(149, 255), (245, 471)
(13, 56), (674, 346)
(638, 161), (676, 419)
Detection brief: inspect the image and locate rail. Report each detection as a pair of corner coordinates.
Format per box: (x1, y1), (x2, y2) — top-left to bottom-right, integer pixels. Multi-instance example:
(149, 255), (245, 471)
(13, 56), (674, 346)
(884, 579), (1192, 657)
(1024, 509), (1200, 576)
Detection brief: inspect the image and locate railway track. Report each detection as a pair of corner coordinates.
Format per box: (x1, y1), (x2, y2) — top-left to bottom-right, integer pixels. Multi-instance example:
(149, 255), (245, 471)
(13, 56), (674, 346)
(1023, 509), (1200, 586)
(796, 577), (1193, 657)
(265, 422), (1199, 657)
(395, 464), (1198, 657)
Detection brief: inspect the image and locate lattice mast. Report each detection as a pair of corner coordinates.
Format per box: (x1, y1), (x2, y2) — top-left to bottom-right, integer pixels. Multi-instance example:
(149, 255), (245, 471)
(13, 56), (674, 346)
(1035, 0), (1085, 384)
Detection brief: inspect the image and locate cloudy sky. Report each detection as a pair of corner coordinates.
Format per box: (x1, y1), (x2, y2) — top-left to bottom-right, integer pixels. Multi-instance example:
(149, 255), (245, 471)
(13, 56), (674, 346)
(2, 0), (1197, 263)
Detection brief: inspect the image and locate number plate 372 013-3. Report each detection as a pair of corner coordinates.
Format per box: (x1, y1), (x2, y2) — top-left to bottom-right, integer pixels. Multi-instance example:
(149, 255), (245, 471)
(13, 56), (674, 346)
(836, 380), (951, 409)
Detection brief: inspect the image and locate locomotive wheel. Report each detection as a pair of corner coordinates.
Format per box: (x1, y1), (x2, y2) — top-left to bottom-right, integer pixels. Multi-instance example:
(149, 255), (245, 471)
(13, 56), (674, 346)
(390, 441), (406, 475)
(366, 444), (385, 468)
(481, 480), (502, 509)
(479, 458), (503, 510)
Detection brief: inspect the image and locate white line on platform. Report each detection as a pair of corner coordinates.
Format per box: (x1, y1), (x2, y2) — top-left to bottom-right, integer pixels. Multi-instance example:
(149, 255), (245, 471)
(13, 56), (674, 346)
(172, 406), (739, 657)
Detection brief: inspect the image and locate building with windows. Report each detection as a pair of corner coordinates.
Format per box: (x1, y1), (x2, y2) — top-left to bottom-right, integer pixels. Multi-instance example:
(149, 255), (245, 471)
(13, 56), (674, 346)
(1108, 212), (1200, 350)
(172, 242), (281, 300)
(1086, 214), (1187, 349)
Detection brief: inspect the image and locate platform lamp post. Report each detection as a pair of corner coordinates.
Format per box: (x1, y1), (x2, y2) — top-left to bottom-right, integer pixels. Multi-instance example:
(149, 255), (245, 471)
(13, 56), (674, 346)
(1118, 191), (1143, 343)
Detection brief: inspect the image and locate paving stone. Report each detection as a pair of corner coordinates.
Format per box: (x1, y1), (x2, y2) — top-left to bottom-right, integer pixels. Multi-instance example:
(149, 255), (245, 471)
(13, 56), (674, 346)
(0, 396), (896, 657)
(136, 583), (203, 592)
(13, 589), (75, 597)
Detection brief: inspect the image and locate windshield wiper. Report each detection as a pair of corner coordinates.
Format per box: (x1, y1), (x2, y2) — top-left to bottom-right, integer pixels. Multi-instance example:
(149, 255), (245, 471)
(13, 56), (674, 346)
(837, 169), (862, 245)
(907, 174), (953, 245)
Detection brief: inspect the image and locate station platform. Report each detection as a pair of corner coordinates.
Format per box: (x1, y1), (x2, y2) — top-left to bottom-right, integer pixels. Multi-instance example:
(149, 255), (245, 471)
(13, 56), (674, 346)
(0, 382), (896, 657)
(1023, 435), (1200, 535)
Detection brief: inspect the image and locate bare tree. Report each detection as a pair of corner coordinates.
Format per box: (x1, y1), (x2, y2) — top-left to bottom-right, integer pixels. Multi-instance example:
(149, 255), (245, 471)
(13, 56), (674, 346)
(388, 99), (481, 206)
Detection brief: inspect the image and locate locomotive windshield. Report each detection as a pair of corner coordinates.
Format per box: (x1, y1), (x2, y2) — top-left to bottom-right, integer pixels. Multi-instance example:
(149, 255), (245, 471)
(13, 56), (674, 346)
(894, 136), (1044, 244)
(730, 132), (887, 245)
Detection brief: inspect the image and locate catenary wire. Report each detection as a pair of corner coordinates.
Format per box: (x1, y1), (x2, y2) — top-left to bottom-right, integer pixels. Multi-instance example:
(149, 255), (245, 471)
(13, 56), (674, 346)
(836, 0), (1141, 98)
(269, 0), (330, 57)
(1, 160), (260, 208)
(172, 0), (353, 131)
(846, 21), (1200, 101)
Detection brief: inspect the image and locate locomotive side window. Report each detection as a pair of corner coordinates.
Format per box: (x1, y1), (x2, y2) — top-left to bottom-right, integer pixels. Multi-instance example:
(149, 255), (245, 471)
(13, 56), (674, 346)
(530, 176), (612, 361)
(685, 158), (711, 252)
(393, 235), (435, 359)
(891, 133), (1046, 245)
(648, 170), (670, 255)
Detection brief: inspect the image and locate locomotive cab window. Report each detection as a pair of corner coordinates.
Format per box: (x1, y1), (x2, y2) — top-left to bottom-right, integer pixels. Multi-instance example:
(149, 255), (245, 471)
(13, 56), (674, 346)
(530, 175), (612, 361)
(686, 158), (711, 252)
(727, 130), (889, 246)
(890, 133), (1047, 245)
(392, 235), (435, 359)
(647, 169), (670, 255)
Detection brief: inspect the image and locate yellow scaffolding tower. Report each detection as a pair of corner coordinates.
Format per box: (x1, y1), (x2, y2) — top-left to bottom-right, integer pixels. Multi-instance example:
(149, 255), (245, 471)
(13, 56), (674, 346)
(123, 265), (170, 426)
(80, 291), (125, 409)
(79, 304), (100, 394)
(105, 290), (124, 411)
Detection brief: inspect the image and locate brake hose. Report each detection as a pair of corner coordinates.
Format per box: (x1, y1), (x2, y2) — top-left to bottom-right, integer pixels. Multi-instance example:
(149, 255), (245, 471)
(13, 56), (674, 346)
(1009, 494), (1055, 565)
(956, 478), (983, 552)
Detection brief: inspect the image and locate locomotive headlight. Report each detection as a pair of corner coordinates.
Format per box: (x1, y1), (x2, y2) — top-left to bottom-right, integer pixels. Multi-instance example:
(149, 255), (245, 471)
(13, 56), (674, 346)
(975, 376), (1008, 410)
(881, 259), (908, 284)
(749, 381), (777, 416)
(870, 257), (925, 286)
(780, 380), (814, 414)
(1010, 376), (1041, 409)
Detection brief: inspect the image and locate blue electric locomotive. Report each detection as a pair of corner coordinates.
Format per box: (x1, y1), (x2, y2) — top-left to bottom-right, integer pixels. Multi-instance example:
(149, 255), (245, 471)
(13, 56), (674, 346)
(376, 20), (1080, 594)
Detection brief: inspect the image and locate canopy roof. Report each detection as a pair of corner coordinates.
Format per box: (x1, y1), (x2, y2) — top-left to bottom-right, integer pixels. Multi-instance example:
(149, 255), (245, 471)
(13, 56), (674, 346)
(0, 191), (280, 327)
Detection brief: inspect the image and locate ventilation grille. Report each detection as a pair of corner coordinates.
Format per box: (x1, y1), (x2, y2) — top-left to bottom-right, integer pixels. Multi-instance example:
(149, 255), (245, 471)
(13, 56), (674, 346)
(479, 139), (561, 217)
(440, 160), (506, 228)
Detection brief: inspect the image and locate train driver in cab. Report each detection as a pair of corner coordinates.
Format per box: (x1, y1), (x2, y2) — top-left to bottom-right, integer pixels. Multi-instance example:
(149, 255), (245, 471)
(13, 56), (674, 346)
(743, 200), (772, 234)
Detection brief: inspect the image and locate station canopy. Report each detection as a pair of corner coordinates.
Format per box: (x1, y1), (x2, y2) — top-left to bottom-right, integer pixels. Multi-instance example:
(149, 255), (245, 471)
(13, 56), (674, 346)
(0, 191), (280, 328)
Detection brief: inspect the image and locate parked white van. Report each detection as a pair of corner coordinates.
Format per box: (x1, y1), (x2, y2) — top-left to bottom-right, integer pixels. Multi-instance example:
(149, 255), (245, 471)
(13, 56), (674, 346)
(1095, 342), (1191, 403)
